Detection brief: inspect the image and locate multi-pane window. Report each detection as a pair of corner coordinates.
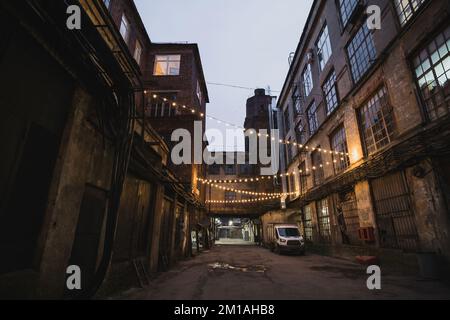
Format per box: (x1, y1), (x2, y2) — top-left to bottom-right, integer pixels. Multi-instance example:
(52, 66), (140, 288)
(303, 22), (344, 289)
(146, 92), (178, 117)
(120, 14), (130, 42)
(289, 173), (296, 195)
(311, 150), (324, 186)
(134, 41), (142, 65)
(302, 64), (314, 97)
(347, 23), (376, 83)
(330, 126), (350, 174)
(296, 120), (307, 146)
(225, 191), (236, 202)
(224, 165), (236, 175)
(339, 0), (359, 27)
(298, 161), (308, 195)
(292, 85), (302, 115)
(323, 71), (339, 115)
(303, 205), (313, 241)
(359, 87), (396, 155)
(316, 24), (332, 71)
(154, 55), (181, 76)
(413, 26), (450, 121)
(307, 101), (319, 135)
(284, 107), (291, 132)
(317, 198), (331, 242)
(394, 0), (428, 26)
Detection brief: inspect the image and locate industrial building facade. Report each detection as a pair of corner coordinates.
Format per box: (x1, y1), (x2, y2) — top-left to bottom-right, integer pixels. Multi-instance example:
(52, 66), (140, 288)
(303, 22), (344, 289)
(0, 0), (209, 299)
(272, 0), (450, 266)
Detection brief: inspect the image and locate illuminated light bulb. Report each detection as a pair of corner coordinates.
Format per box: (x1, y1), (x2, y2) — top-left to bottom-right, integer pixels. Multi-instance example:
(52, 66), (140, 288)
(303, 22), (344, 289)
(163, 98), (167, 102)
(153, 94), (158, 98)
(191, 109), (196, 113)
(200, 113), (204, 117)
(172, 102), (177, 107)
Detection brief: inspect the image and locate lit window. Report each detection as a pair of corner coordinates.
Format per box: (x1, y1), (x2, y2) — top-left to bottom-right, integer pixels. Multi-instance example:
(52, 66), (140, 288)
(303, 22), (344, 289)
(120, 14), (130, 42)
(358, 87), (396, 155)
(302, 64), (313, 97)
(322, 71), (339, 115)
(311, 149), (324, 187)
(412, 26), (450, 121)
(134, 41), (142, 65)
(154, 55), (181, 76)
(317, 198), (331, 242)
(316, 24), (332, 71)
(347, 22), (376, 83)
(394, 0), (428, 26)
(339, 0), (359, 27)
(330, 125), (350, 174)
(302, 205), (313, 241)
(307, 101), (319, 135)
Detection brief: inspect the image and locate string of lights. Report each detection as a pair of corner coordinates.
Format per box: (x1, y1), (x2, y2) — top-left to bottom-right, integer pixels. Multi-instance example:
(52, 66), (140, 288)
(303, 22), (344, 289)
(144, 92), (350, 157)
(198, 178), (297, 197)
(206, 196), (280, 204)
(199, 155), (345, 184)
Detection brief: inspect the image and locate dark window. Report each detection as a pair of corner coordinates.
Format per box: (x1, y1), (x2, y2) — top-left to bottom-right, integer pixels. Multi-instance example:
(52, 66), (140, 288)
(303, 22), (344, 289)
(339, 0), (359, 27)
(394, 0), (428, 26)
(208, 164), (221, 175)
(323, 71), (339, 115)
(303, 205), (313, 241)
(298, 161), (308, 195)
(358, 87), (396, 155)
(296, 120), (307, 146)
(302, 64), (314, 97)
(284, 107), (291, 132)
(292, 85), (302, 115)
(316, 24), (332, 71)
(224, 164), (236, 175)
(311, 149), (324, 186)
(307, 101), (319, 135)
(330, 126), (350, 174)
(286, 139), (293, 164)
(347, 23), (376, 83)
(239, 164), (253, 176)
(146, 92), (178, 117)
(225, 191), (236, 202)
(413, 26), (450, 121)
(317, 198), (331, 242)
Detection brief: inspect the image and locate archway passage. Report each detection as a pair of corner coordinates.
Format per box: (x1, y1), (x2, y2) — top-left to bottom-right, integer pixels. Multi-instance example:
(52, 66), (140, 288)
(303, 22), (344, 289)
(213, 217), (261, 246)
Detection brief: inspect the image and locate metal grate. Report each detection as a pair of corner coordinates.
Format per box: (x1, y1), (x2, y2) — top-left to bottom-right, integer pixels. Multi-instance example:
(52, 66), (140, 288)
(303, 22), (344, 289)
(339, 191), (361, 245)
(317, 198), (331, 243)
(371, 172), (419, 252)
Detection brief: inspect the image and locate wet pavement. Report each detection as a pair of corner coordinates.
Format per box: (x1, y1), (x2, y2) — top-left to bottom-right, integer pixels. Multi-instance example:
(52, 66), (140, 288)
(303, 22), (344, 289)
(111, 245), (450, 300)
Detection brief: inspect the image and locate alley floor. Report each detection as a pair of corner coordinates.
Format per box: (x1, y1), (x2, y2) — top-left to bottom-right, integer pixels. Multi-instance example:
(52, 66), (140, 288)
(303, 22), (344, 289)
(113, 245), (450, 300)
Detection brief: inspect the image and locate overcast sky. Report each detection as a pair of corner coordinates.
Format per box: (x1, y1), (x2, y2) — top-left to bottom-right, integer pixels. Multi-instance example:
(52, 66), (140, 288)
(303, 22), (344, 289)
(135, 0), (313, 151)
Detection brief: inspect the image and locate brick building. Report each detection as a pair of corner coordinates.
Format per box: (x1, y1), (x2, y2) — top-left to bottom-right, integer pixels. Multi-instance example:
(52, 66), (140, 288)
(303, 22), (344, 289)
(0, 0), (209, 299)
(267, 0), (450, 268)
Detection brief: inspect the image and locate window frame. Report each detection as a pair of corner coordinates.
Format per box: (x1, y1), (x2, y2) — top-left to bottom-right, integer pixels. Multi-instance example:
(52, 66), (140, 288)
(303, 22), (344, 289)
(394, 0), (428, 27)
(119, 14), (130, 43)
(134, 40), (142, 65)
(153, 54), (182, 76)
(302, 63), (314, 98)
(322, 70), (339, 115)
(316, 23), (332, 72)
(307, 101), (319, 136)
(329, 125), (350, 174)
(311, 149), (324, 187)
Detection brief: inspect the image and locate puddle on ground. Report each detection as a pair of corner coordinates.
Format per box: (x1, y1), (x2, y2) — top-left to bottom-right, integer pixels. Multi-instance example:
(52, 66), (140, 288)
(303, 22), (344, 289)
(208, 262), (267, 273)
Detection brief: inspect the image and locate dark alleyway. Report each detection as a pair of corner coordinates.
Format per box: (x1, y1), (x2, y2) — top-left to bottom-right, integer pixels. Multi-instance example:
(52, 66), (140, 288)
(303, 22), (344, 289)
(110, 245), (450, 300)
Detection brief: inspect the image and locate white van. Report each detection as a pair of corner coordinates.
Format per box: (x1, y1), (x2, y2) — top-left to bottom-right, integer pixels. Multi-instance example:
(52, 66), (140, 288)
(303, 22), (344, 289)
(265, 223), (305, 255)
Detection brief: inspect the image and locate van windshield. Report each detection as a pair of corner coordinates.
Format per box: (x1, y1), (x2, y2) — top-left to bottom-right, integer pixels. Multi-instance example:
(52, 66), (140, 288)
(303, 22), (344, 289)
(277, 228), (300, 237)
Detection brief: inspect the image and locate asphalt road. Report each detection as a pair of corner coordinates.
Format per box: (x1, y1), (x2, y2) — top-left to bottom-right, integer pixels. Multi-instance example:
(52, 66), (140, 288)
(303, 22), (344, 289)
(113, 245), (450, 300)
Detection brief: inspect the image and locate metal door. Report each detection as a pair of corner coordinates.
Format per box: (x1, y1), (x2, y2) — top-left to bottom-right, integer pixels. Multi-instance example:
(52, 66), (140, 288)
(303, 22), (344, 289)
(371, 172), (419, 251)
